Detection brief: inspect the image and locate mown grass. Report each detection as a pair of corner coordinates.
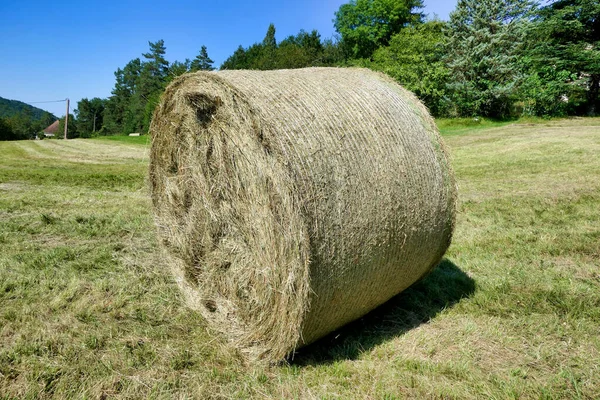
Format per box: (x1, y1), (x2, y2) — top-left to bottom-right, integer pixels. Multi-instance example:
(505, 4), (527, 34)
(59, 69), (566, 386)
(1, 119), (599, 398)
(434, 116), (576, 136)
(91, 135), (150, 146)
(436, 117), (516, 136)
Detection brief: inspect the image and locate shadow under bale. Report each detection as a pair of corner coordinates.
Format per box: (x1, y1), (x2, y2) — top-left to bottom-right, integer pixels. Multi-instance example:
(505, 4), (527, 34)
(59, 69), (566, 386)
(290, 259), (475, 365)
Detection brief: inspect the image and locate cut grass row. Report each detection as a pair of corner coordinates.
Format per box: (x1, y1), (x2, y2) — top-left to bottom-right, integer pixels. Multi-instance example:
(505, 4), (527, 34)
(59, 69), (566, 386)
(0, 119), (599, 398)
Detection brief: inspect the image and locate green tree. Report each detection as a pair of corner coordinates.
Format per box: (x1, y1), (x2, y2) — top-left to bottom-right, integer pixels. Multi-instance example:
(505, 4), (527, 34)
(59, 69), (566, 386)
(444, 0), (536, 117)
(363, 19), (450, 115)
(57, 114), (78, 139)
(135, 40), (170, 133)
(142, 39), (169, 80)
(104, 58), (142, 134)
(7, 109), (34, 139)
(190, 45), (214, 71)
(143, 91), (162, 136)
(259, 24), (278, 70)
(104, 40), (171, 135)
(29, 111), (56, 137)
(334, 0), (424, 59)
(0, 117), (15, 141)
(168, 59), (191, 81)
(140, 40), (169, 97)
(527, 0), (600, 116)
(263, 23), (277, 48)
(319, 37), (348, 66)
(39, 111), (56, 130)
(221, 46), (249, 70)
(220, 26), (276, 70)
(220, 29), (341, 71)
(277, 30), (324, 68)
(76, 97), (106, 137)
(0, 104), (56, 139)
(519, 68), (578, 116)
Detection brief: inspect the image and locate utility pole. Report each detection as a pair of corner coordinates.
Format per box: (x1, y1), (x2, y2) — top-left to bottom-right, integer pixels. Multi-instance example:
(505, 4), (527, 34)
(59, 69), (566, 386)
(64, 98), (70, 140)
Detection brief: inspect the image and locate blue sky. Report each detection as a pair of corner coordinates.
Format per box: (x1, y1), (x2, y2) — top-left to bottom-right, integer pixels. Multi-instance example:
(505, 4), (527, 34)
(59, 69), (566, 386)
(0, 0), (457, 117)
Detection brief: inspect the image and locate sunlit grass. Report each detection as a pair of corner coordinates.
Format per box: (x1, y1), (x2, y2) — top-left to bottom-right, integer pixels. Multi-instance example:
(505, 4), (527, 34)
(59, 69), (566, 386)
(1, 119), (599, 398)
(91, 135), (151, 145)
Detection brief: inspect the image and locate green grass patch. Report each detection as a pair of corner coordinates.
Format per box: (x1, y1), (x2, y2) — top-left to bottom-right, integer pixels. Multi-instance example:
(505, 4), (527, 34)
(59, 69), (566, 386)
(1, 119), (599, 398)
(91, 134), (150, 145)
(435, 116), (560, 136)
(436, 117), (513, 135)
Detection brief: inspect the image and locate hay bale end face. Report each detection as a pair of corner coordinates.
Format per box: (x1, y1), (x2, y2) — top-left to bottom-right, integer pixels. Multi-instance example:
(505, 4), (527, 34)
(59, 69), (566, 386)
(149, 68), (456, 363)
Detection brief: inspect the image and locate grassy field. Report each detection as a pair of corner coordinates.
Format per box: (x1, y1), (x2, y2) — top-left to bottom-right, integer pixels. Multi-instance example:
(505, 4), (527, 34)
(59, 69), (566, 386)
(1, 119), (599, 399)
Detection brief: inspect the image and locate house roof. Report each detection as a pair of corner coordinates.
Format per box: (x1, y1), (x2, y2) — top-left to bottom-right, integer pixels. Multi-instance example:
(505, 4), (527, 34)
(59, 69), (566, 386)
(43, 120), (59, 134)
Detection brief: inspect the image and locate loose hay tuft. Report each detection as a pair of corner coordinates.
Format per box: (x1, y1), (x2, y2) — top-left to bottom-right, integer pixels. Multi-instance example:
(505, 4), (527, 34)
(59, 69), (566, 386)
(149, 68), (456, 363)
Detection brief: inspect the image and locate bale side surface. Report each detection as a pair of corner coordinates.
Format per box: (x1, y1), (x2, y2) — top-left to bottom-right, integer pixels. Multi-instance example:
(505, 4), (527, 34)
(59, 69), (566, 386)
(149, 67), (456, 362)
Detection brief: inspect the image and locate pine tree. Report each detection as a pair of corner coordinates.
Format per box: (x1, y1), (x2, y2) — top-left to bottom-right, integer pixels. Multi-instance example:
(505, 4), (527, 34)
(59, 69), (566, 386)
(104, 58), (142, 134)
(263, 24), (277, 48)
(138, 40), (170, 133)
(221, 46), (248, 70)
(444, 0), (536, 117)
(168, 59), (191, 80)
(190, 45), (214, 71)
(528, 0), (600, 116)
(277, 30), (324, 69)
(142, 39), (169, 79)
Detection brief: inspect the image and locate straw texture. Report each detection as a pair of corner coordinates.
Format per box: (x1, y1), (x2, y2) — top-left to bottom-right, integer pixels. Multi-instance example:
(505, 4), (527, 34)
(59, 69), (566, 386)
(149, 67), (456, 363)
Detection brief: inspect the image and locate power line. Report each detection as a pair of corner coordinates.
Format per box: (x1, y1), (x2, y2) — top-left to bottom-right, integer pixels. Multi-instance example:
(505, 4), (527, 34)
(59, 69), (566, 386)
(25, 99), (68, 104)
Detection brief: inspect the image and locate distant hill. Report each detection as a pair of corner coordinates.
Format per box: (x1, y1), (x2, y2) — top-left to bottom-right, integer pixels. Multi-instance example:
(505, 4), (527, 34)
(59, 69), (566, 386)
(0, 97), (57, 121)
(0, 97), (59, 140)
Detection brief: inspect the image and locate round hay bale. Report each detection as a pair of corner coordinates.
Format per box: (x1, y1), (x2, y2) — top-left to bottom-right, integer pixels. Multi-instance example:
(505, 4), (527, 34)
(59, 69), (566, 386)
(149, 67), (456, 363)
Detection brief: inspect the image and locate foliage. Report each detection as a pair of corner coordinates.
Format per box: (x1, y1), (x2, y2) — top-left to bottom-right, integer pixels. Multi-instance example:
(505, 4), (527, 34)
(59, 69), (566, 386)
(360, 20), (451, 115)
(5, 110), (35, 140)
(0, 117), (15, 140)
(334, 0), (424, 59)
(3, 109), (55, 140)
(221, 25), (343, 70)
(57, 113), (78, 139)
(320, 37), (350, 66)
(260, 23), (279, 70)
(142, 39), (169, 81)
(103, 40), (171, 135)
(103, 58), (141, 134)
(220, 26), (276, 70)
(443, 0), (537, 118)
(518, 66), (581, 117)
(102, 41), (217, 135)
(190, 45), (214, 72)
(263, 23), (277, 49)
(221, 46), (247, 70)
(526, 0), (600, 116)
(0, 97), (57, 121)
(75, 98), (106, 137)
(0, 98), (57, 141)
(168, 59), (191, 80)
(78, 0), (600, 133)
(38, 111), (57, 131)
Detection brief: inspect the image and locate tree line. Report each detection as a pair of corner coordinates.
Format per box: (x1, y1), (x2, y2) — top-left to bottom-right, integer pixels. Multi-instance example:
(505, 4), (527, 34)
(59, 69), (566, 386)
(0, 98), (57, 141)
(3, 0), (597, 140)
(347, 0), (599, 118)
